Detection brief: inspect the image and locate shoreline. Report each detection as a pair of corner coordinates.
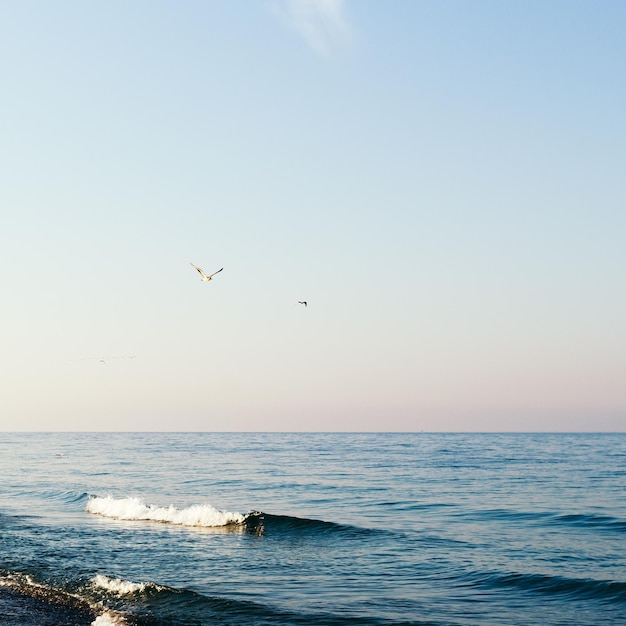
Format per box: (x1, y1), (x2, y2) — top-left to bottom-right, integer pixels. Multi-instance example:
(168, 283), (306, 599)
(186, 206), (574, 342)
(0, 586), (97, 626)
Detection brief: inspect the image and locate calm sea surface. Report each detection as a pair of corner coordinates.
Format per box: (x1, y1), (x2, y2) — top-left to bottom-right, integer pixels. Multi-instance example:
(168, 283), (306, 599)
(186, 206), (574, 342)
(0, 432), (625, 625)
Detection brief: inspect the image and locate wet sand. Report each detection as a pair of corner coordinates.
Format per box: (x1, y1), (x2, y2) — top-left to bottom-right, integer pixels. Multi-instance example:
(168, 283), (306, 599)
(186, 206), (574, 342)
(0, 586), (96, 626)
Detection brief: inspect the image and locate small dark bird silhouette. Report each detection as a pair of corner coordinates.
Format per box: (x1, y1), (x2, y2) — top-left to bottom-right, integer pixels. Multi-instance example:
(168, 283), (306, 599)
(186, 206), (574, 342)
(190, 263), (223, 282)
(298, 301), (307, 307)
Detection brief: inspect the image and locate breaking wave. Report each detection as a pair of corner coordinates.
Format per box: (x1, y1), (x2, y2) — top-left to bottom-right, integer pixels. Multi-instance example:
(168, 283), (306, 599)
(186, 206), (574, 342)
(90, 574), (164, 596)
(86, 495), (247, 527)
(83, 497), (383, 539)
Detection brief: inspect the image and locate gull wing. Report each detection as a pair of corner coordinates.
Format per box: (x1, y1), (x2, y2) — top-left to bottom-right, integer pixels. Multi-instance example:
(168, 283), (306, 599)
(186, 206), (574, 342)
(190, 263), (208, 279)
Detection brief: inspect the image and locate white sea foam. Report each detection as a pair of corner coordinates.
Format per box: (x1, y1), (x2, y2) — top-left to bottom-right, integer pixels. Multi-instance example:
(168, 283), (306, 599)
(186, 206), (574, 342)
(91, 611), (128, 626)
(86, 495), (246, 527)
(91, 574), (149, 595)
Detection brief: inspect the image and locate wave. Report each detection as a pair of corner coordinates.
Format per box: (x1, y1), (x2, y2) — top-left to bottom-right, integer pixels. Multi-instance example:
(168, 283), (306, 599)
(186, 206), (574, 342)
(84, 497), (381, 539)
(86, 496), (248, 528)
(88, 572), (290, 622)
(87, 572), (438, 625)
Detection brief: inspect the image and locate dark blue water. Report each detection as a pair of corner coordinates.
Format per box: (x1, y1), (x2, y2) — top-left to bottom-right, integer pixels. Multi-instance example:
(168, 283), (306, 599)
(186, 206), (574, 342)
(1, 433), (625, 625)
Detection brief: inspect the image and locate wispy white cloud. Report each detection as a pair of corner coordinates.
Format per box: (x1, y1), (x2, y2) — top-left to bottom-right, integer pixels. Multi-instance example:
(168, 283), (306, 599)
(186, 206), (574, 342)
(272, 0), (352, 56)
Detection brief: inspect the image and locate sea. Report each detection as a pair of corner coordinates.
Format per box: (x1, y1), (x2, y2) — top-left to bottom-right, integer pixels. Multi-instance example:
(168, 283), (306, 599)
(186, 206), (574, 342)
(0, 432), (625, 625)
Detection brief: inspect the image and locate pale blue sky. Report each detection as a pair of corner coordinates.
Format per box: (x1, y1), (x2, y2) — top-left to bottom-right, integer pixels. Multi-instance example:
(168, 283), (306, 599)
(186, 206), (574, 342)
(1, 1), (624, 431)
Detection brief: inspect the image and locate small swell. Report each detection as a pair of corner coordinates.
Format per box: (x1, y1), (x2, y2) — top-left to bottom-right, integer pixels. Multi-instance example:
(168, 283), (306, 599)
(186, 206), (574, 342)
(469, 508), (626, 533)
(10, 489), (90, 507)
(551, 512), (626, 533)
(462, 569), (626, 602)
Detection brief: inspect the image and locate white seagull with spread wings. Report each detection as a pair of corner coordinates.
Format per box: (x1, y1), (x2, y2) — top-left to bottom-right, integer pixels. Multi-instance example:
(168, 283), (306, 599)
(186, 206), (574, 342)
(190, 263), (223, 282)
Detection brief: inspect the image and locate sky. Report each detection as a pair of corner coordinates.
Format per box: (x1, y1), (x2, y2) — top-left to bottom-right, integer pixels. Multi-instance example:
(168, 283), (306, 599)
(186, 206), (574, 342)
(1, 0), (625, 432)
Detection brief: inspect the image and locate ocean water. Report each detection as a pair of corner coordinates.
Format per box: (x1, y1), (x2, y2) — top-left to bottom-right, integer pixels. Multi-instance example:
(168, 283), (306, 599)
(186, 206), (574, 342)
(1, 433), (625, 625)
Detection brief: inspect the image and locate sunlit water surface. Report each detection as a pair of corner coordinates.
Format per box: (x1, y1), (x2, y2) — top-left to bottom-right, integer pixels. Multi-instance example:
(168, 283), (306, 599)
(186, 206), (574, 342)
(1, 433), (625, 625)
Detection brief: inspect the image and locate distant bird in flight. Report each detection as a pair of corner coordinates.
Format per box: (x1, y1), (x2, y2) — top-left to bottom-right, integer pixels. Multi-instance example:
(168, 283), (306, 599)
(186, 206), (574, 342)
(298, 301), (307, 307)
(190, 263), (223, 282)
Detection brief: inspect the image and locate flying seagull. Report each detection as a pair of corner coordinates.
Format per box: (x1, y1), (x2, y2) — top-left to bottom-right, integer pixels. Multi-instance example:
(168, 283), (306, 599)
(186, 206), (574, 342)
(190, 263), (223, 282)
(298, 301), (307, 307)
